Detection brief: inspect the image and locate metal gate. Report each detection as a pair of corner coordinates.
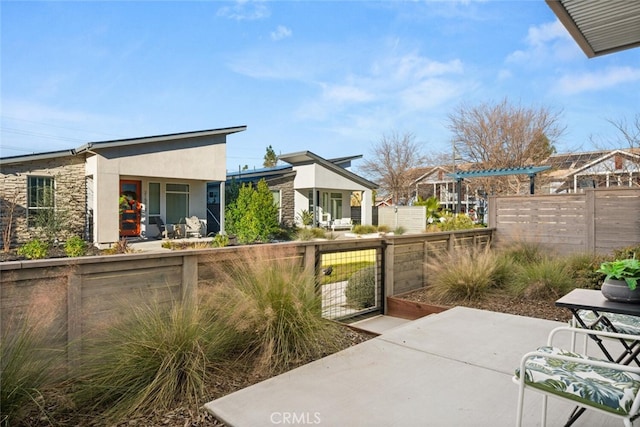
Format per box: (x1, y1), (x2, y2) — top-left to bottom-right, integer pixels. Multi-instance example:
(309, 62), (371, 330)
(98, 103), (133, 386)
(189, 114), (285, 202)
(317, 246), (384, 321)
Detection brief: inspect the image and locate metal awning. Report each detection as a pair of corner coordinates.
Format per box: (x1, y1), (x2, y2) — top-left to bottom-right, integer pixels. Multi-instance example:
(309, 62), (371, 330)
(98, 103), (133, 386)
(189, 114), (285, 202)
(546, 0), (640, 58)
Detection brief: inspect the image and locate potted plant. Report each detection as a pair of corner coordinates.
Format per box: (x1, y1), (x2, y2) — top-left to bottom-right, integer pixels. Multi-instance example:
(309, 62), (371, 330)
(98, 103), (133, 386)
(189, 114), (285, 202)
(597, 257), (640, 303)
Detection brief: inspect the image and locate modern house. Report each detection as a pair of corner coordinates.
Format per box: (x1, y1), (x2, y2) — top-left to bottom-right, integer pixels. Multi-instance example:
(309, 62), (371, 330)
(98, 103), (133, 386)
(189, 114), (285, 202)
(208, 151), (377, 231)
(1, 126), (246, 249)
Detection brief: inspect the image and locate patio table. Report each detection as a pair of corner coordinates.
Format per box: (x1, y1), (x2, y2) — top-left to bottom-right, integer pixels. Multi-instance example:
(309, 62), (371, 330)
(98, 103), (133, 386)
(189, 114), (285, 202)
(555, 288), (640, 426)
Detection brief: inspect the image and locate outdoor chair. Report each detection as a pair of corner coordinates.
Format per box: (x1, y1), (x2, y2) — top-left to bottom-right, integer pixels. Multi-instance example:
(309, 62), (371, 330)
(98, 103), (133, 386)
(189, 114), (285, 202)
(570, 310), (640, 358)
(514, 326), (640, 427)
(184, 216), (204, 238)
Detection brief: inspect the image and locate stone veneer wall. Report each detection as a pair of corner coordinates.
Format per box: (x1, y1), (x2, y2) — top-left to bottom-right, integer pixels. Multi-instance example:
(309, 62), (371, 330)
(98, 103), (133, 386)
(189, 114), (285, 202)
(1, 155), (87, 248)
(267, 175), (295, 227)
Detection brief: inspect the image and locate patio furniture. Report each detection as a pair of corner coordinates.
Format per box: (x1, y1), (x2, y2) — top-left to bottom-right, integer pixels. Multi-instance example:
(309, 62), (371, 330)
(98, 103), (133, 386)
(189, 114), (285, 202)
(514, 326), (640, 427)
(331, 218), (352, 231)
(556, 289), (640, 365)
(184, 216), (204, 238)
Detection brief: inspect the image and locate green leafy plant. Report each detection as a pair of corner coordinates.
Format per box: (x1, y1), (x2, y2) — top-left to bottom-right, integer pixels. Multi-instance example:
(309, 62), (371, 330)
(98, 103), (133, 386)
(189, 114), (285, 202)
(414, 195), (442, 223)
(225, 180), (280, 244)
(345, 266), (376, 309)
(211, 233), (230, 248)
(17, 239), (49, 259)
(296, 209), (314, 227)
(64, 235), (88, 257)
(597, 257), (640, 290)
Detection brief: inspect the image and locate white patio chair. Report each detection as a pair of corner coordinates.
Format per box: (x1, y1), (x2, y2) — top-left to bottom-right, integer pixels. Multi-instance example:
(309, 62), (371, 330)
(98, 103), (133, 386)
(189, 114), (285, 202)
(514, 326), (640, 427)
(184, 216), (204, 238)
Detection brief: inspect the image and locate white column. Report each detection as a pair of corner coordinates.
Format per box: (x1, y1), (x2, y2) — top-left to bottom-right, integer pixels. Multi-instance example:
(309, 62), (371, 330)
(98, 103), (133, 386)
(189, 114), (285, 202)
(219, 181), (225, 234)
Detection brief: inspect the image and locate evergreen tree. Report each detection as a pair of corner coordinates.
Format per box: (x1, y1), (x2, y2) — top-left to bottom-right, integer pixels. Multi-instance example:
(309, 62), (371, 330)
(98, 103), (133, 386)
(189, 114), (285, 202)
(263, 145), (278, 168)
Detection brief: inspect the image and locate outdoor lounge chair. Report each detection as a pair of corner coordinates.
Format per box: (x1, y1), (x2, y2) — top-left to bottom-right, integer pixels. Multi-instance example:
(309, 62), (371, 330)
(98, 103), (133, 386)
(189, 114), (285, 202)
(184, 216), (204, 238)
(514, 326), (640, 427)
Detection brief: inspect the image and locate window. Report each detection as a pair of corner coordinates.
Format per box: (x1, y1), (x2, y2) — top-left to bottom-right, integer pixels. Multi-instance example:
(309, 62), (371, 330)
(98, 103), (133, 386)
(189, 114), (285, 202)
(148, 183), (160, 215)
(27, 176), (54, 226)
(166, 183), (189, 224)
(271, 190), (282, 223)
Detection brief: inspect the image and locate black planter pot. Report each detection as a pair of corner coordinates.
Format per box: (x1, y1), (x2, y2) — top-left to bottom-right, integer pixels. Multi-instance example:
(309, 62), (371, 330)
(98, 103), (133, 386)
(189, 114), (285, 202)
(601, 278), (640, 303)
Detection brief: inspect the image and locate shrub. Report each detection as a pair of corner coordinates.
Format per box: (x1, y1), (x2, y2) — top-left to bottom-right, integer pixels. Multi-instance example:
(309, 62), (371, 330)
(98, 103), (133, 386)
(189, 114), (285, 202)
(64, 235), (88, 257)
(345, 266), (376, 309)
(510, 257), (574, 299)
(428, 212), (477, 231)
(352, 224), (377, 235)
(210, 247), (340, 374)
(565, 252), (608, 289)
(1, 314), (64, 426)
(211, 233), (229, 248)
(376, 224), (391, 233)
(393, 226), (406, 235)
(17, 239), (49, 259)
(75, 299), (228, 422)
(296, 227), (326, 241)
(496, 240), (547, 265)
(426, 246), (499, 303)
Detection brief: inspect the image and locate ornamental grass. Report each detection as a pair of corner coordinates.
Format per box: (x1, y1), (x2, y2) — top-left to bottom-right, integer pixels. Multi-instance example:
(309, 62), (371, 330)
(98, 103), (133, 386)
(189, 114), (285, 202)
(208, 246), (341, 375)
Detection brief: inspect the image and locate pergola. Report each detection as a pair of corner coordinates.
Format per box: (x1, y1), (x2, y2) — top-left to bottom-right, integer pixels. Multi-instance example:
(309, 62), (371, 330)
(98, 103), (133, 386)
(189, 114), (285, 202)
(447, 166), (551, 214)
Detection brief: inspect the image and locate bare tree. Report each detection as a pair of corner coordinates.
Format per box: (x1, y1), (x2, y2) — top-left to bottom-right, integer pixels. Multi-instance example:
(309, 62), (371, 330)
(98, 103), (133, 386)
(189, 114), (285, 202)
(359, 131), (429, 205)
(592, 113), (640, 150)
(588, 113), (640, 188)
(447, 98), (564, 194)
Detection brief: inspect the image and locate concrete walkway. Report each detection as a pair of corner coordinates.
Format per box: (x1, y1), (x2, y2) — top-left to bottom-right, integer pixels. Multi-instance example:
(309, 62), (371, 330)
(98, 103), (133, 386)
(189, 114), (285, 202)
(205, 307), (623, 426)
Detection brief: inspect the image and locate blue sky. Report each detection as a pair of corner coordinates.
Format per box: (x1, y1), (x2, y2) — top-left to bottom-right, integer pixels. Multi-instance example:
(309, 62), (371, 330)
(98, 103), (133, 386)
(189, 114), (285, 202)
(2, 1), (639, 172)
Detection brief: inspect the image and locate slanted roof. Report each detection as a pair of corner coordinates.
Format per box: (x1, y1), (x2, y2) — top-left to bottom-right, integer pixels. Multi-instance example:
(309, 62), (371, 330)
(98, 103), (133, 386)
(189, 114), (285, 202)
(448, 166), (551, 180)
(1, 126), (247, 165)
(546, 0), (640, 57)
(75, 126), (246, 153)
(0, 149), (77, 165)
(278, 150), (378, 189)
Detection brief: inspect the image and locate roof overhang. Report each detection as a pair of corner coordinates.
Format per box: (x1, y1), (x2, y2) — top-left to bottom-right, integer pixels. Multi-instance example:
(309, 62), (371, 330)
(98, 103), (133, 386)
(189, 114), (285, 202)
(0, 149), (77, 165)
(546, 0), (640, 58)
(279, 150), (378, 189)
(75, 126), (247, 153)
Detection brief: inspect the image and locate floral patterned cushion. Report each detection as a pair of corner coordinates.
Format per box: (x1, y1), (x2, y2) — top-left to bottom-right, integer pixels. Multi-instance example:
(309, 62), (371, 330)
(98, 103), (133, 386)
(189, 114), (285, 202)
(516, 346), (640, 416)
(576, 310), (640, 336)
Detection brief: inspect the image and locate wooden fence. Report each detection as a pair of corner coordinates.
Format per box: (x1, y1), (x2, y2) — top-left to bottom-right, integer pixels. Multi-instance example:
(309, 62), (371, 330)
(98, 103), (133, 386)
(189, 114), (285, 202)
(488, 188), (640, 255)
(0, 229), (493, 365)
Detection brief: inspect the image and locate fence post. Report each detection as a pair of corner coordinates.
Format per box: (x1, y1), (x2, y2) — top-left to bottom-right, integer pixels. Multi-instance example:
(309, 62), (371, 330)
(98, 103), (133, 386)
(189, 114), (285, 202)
(383, 241), (395, 313)
(182, 255), (198, 307)
(67, 268), (82, 367)
(585, 189), (596, 254)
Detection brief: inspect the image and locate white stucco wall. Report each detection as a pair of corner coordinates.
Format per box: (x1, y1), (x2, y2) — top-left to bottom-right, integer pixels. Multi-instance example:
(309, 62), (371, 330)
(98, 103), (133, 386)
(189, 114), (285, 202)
(85, 136), (226, 247)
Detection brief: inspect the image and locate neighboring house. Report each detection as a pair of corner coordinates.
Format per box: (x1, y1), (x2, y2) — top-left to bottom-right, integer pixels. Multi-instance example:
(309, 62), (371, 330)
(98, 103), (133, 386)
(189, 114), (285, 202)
(407, 148), (640, 216)
(1, 126), (246, 249)
(209, 151), (377, 229)
(544, 149), (640, 193)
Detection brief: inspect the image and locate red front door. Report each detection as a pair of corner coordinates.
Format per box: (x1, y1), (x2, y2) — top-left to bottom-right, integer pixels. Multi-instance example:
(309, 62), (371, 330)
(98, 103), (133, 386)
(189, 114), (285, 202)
(119, 180), (142, 237)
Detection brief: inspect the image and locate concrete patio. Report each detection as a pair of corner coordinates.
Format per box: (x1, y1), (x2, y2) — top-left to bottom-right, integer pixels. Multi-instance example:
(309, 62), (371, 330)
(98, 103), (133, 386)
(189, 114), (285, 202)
(205, 307), (625, 426)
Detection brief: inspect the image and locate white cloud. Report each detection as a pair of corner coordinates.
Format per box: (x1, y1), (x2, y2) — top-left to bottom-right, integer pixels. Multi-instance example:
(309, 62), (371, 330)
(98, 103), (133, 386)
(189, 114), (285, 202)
(217, 0), (270, 21)
(506, 20), (579, 64)
(270, 25), (292, 41)
(555, 67), (640, 95)
(321, 84), (375, 104)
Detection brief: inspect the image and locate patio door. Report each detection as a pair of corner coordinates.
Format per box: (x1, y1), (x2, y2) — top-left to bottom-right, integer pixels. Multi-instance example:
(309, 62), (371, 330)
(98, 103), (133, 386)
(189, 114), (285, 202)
(119, 180), (141, 237)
